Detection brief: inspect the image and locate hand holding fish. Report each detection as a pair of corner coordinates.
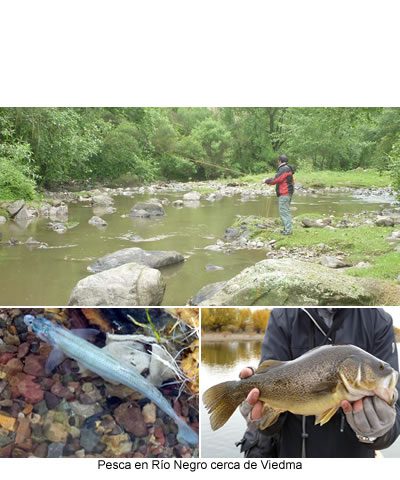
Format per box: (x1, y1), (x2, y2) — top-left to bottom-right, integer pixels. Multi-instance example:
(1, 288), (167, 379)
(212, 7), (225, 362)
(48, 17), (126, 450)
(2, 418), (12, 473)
(203, 345), (399, 433)
(239, 367), (265, 429)
(341, 391), (398, 440)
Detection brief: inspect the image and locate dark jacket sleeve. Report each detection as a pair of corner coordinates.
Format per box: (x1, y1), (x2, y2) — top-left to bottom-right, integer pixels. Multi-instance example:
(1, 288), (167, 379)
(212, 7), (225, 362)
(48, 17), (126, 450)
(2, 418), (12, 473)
(366, 310), (400, 450)
(258, 310), (293, 435)
(268, 169), (292, 186)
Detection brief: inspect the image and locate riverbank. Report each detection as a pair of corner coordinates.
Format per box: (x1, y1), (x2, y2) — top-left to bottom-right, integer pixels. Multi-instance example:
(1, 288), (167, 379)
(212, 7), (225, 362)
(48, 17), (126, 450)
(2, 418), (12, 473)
(0, 168), (394, 205)
(202, 331), (265, 342)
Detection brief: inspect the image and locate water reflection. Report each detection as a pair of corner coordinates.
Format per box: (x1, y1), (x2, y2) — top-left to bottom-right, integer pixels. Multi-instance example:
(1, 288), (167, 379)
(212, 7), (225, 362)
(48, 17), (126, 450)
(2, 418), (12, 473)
(0, 191), (394, 305)
(201, 340), (400, 458)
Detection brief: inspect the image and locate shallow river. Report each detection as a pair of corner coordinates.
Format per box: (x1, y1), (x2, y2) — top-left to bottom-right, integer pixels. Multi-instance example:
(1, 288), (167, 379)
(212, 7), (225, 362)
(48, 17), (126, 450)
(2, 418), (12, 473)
(0, 191), (394, 306)
(201, 338), (400, 458)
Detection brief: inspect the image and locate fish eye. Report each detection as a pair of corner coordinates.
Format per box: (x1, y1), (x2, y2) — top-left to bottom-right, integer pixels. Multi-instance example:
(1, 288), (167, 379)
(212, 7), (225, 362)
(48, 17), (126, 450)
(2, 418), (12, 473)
(378, 363), (385, 371)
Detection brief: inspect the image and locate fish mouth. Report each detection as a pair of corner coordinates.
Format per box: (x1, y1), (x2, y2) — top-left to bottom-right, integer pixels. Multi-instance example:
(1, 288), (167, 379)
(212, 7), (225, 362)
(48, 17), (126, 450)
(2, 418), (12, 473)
(374, 371), (399, 405)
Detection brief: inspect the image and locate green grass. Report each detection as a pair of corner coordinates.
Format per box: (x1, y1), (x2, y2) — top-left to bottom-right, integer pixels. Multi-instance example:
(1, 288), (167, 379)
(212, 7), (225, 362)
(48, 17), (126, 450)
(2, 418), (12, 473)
(234, 215), (400, 282)
(346, 252), (400, 281)
(232, 169), (391, 189)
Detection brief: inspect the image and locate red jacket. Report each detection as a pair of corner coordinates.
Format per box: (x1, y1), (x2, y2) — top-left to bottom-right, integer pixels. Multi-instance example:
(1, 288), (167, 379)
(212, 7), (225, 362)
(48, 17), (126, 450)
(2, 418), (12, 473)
(267, 162), (294, 196)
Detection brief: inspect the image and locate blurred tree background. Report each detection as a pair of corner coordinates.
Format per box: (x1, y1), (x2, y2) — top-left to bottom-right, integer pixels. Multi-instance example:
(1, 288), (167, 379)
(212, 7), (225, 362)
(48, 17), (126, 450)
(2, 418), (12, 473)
(201, 308), (271, 334)
(1, 107), (400, 201)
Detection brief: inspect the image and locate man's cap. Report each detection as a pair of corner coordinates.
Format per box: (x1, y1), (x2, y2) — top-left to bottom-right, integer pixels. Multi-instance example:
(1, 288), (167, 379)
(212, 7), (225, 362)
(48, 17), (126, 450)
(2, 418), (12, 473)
(279, 154), (288, 163)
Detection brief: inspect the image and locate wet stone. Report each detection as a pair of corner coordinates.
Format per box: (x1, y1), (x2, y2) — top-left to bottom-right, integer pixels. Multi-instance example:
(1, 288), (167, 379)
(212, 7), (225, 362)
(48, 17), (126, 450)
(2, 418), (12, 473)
(33, 443), (48, 458)
(69, 401), (103, 418)
(80, 424), (102, 453)
(114, 402), (147, 437)
(12, 447), (29, 458)
(0, 432), (14, 448)
(6, 358), (23, 372)
(17, 342), (30, 359)
(47, 442), (65, 458)
(33, 400), (48, 416)
(13, 317), (28, 334)
(44, 391), (61, 410)
(23, 355), (46, 377)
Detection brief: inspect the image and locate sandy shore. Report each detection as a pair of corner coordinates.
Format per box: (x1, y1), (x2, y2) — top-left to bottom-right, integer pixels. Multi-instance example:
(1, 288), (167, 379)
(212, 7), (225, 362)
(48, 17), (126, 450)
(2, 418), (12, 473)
(202, 331), (265, 342)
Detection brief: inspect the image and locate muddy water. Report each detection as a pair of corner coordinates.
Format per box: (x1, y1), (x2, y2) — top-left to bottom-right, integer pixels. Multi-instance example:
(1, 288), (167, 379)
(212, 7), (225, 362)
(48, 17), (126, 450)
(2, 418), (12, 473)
(0, 191), (394, 306)
(201, 338), (400, 458)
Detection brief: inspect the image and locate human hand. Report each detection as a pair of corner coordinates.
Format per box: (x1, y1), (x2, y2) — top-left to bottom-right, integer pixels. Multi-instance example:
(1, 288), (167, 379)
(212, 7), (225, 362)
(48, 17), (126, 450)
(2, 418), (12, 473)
(341, 393), (398, 440)
(239, 367), (265, 430)
(262, 178), (272, 184)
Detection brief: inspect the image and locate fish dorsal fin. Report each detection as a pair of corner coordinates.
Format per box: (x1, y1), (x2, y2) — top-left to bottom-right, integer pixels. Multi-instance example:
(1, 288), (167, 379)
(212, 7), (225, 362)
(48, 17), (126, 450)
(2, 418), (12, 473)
(70, 328), (99, 340)
(255, 359), (285, 374)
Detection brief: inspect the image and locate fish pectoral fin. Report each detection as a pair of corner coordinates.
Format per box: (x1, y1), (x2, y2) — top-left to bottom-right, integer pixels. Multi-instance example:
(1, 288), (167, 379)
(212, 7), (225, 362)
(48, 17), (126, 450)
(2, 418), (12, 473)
(259, 405), (282, 430)
(311, 381), (336, 394)
(46, 348), (66, 374)
(70, 328), (100, 340)
(314, 406), (339, 426)
(255, 359), (285, 374)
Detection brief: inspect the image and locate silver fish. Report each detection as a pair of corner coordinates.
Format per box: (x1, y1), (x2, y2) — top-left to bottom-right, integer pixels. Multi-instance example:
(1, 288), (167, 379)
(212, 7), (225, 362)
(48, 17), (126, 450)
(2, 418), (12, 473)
(24, 314), (198, 447)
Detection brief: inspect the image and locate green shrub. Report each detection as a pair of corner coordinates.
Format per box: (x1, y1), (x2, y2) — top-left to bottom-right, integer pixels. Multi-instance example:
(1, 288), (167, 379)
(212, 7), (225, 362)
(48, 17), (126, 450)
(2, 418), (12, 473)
(0, 157), (37, 201)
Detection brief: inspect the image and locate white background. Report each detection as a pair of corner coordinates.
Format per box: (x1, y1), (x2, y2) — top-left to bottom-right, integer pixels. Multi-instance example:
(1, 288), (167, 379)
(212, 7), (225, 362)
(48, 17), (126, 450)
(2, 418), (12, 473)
(1, 0), (400, 474)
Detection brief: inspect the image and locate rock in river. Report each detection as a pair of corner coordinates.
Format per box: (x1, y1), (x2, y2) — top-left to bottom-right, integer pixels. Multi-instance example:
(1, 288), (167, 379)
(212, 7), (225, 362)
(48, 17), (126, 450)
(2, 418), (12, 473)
(195, 258), (400, 306)
(68, 263), (166, 306)
(183, 191), (201, 201)
(88, 216), (107, 227)
(129, 202), (166, 217)
(87, 247), (184, 273)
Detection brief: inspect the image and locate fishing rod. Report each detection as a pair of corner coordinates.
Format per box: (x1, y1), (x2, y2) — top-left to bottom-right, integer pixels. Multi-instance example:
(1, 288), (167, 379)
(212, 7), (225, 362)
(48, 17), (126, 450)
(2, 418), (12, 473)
(186, 157), (245, 176)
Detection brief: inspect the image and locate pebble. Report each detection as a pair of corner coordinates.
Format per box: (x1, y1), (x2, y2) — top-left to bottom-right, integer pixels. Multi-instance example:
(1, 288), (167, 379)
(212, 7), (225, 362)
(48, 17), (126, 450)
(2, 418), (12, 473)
(80, 424), (101, 453)
(16, 375), (44, 403)
(6, 358), (23, 371)
(142, 402), (157, 424)
(17, 343), (30, 359)
(3, 330), (20, 346)
(47, 442), (65, 458)
(114, 402), (148, 436)
(69, 401), (103, 418)
(15, 417), (31, 444)
(33, 443), (48, 458)
(50, 381), (75, 401)
(0, 413), (16, 432)
(13, 316), (28, 334)
(101, 432), (132, 456)
(44, 422), (69, 443)
(44, 391), (61, 410)
(23, 355), (47, 377)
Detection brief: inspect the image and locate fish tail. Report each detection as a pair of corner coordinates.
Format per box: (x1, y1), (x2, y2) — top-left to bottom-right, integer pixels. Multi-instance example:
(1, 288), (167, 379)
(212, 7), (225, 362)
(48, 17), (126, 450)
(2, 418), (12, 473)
(203, 380), (244, 430)
(176, 418), (199, 447)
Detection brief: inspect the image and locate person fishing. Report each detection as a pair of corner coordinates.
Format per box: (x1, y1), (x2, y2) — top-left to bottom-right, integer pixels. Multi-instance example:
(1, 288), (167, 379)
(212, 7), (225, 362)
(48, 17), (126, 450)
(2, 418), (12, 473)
(263, 154), (295, 235)
(237, 308), (400, 458)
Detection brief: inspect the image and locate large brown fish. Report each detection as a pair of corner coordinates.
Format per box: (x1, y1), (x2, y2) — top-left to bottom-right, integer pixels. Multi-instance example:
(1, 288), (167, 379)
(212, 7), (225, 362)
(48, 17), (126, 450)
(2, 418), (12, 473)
(203, 345), (399, 431)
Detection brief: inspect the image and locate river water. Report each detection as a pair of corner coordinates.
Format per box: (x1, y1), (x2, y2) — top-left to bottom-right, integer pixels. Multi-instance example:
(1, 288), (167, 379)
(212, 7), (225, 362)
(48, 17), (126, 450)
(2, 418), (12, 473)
(201, 336), (400, 458)
(0, 191), (394, 306)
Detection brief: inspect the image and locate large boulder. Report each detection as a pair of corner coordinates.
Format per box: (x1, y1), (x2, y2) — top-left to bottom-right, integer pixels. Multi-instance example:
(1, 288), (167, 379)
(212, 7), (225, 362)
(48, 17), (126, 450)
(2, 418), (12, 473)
(87, 247), (184, 273)
(129, 202), (165, 217)
(7, 200), (25, 217)
(196, 258), (400, 306)
(183, 191), (201, 202)
(92, 194), (114, 206)
(68, 263), (165, 306)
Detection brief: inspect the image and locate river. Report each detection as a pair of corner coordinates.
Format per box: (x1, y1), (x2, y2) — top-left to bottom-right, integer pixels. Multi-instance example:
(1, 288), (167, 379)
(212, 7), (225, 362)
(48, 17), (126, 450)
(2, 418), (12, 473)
(201, 330), (400, 458)
(0, 190), (394, 305)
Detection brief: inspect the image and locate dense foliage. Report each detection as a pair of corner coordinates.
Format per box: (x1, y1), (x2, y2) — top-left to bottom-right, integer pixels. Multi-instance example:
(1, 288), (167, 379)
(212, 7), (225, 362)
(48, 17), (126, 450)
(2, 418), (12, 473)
(202, 308), (270, 333)
(1, 107), (400, 199)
